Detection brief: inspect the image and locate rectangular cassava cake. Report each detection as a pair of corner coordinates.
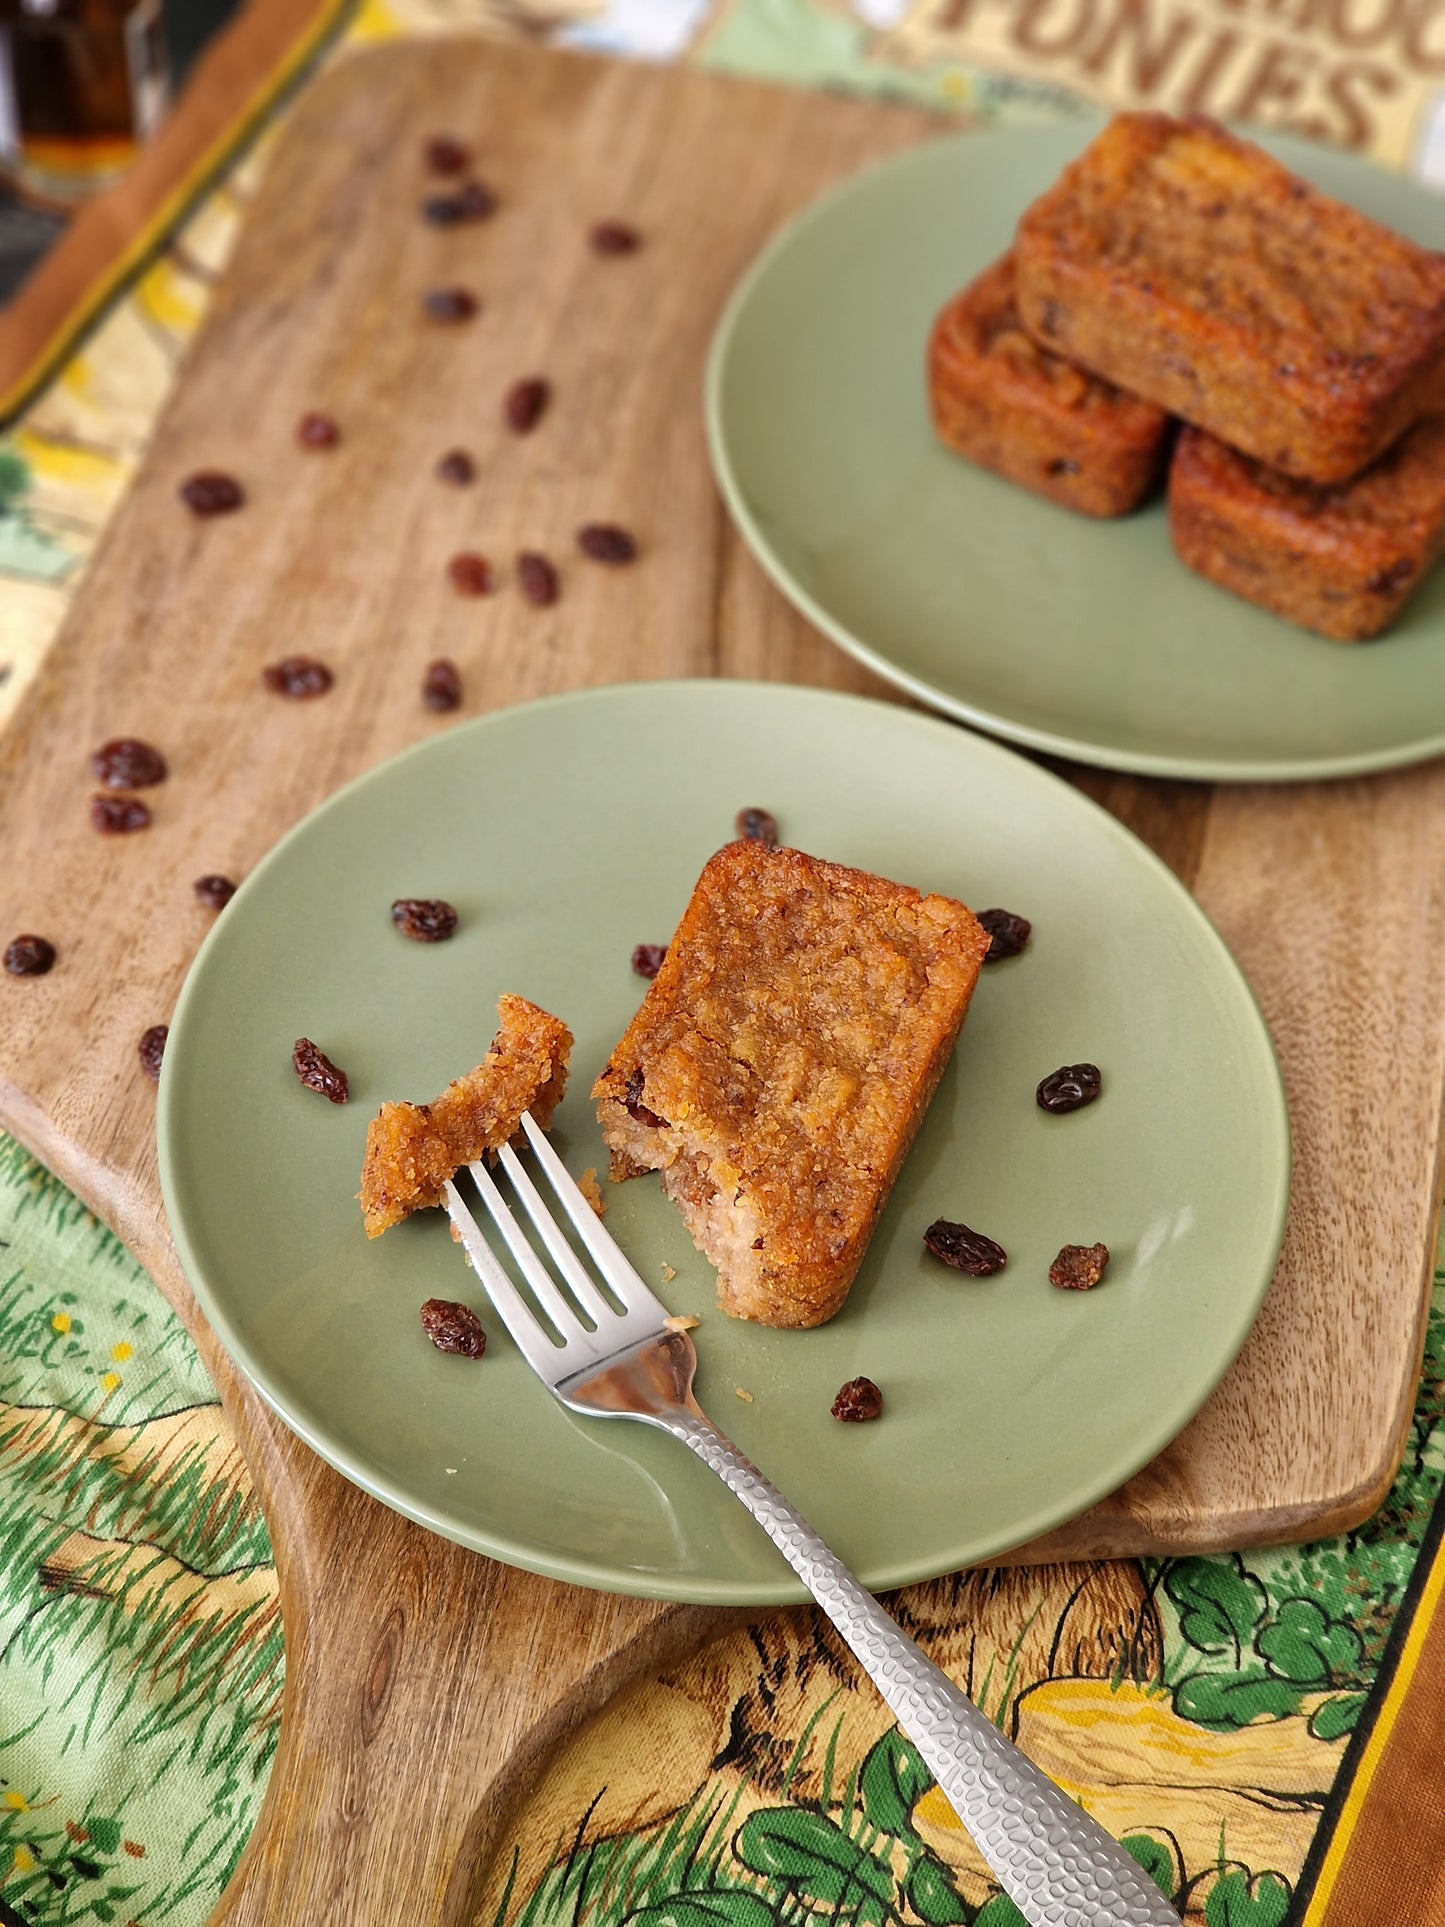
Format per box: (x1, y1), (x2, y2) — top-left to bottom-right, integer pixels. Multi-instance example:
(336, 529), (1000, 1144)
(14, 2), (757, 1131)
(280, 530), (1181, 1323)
(1014, 113), (1445, 485)
(1168, 416), (1445, 640)
(359, 993), (572, 1236)
(928, 252), (1171, 517)
(593, 841), (990, 1329)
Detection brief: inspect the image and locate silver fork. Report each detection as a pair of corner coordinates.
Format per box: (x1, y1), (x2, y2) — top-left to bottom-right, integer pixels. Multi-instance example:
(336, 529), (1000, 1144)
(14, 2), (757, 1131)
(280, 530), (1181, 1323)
(443, 1113), (1180, 1927)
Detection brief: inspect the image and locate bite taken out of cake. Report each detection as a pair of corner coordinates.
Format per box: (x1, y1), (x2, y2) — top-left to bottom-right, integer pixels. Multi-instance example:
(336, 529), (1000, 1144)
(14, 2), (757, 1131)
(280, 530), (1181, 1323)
(592, 841), (990, 1329)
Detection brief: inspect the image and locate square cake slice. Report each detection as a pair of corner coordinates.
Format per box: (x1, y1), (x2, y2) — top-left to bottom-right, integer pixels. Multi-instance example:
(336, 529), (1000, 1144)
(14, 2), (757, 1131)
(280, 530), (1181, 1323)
(360, 993), (572, 1237)
(928, 252), (1171, 517)
(592, 842), (990, 1329)
(1169, 417), (1445, 640)
(1014, 113), (1445, 484)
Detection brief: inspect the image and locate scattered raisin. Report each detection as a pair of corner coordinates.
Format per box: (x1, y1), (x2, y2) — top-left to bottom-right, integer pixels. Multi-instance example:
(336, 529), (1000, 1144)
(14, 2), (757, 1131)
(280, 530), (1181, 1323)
(923, 1219), (1007, 1276)
(590, 220), (641, 255)
(420, 1297), (487, 1356)
(1366, 558), (1413, 595)
(1047, 458), (1081, 477)
(624, 1067), (666, 1129)
(297, 411), (340, 449)
(831, 1377), (883, 1422)
(91, 738), (166, 789)
(90, 794), (151, 834)
(505, 378), (550, 434)
(577, 523), (637, 564)
(391, 898), (459, 942)
(4, 934), (56, 976)
(632, 943), (667, 979)
(423, 135), (470, 174)
(179, 471), (244, 516)
(735, 807), (779, 849)
(517, 551), (558, 606)
(1049, 1243), (1110, 1291)
(977, 907), (1032, 962)
(436, 449), (475, 485)
(138, 1025), (168, 1081)
(194, 874), (237, 910)
(422, 287), (478, 323)
(1036, 1064), (1102, 1114)
(447, 552), (496, 596)
(262, 656), (333, 698)
(422, 658), (463, 712)
(293, 1036), (349, 1103)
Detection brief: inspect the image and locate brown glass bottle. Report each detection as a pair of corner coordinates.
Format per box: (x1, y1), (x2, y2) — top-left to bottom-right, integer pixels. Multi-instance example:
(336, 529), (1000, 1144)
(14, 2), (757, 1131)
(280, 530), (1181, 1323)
(0, 0), (168, 199)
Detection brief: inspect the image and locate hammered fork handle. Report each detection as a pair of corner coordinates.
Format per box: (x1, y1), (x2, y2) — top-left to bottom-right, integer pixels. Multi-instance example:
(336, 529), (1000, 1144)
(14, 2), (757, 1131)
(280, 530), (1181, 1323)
(661, 1407), (1178, 1927)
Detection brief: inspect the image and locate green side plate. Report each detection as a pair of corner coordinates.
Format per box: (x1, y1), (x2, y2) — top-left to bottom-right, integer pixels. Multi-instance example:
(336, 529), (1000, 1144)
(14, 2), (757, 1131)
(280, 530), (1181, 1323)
(157, 682), (1289, 1603)
(706, 125), (1445, 784)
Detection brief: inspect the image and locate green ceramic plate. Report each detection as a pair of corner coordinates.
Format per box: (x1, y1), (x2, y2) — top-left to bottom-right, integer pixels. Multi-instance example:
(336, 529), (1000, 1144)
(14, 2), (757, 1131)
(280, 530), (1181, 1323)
(706, 125), (1445, 784)
(158, 682), (1289, 1603)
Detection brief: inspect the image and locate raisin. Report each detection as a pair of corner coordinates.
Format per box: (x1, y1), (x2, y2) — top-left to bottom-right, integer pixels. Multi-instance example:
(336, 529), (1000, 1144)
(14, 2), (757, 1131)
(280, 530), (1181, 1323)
(1036, 1064), (1102, 1114)
(624, 1067), (666, 1129)
(90, 793), (151, 834)
(1049, 1243), (1110, 1291)
(735, 807), (779, 849)
(632, 943), (667, 979)
(590, 220), (641, 255)
(1366, 558), (1413, 595)
(436, 449), (475, 485)
(421, 193), (467, 227)
(576, 523), (637, 564)
(138, 1025), (168, 1081)
(262, 656), (333, 698)
(423, 135), (470, 174)
(447, 552), (496, 596)
(422, 287), (478, 323)
(194, 874), (237, 910)
(1047, 458), (1081, 477)
(179, 471), (244, 516)
(90, 738), (166, 789)
(297, 411), (340, 449)
(422, 659), (463, 712)
(420, 1298), (487, 1357)
(976, 907), (1031, 962)
(922, 1219), (1007, 1276)
(293, 1036), (349, 1103)
(516, 552), (558, 606)
(505, 378), (550, 434)
(4, 934), (56, 976)
(391, 898), (459, 942)
(831, 1377), (883, 1422)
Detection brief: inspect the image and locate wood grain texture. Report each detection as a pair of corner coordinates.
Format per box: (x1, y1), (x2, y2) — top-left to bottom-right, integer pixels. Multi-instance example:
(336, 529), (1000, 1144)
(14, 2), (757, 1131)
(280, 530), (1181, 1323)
(1, 40), (1443, 1926)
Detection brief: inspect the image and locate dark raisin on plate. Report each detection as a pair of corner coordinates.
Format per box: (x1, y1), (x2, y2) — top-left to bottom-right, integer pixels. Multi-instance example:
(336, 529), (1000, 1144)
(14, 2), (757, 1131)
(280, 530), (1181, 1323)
(436, 449), (475, 485)
(4, 934), (56, 976)
(505, 378), (550, 434)
(1036, 1063), (1102, 1114)
(392, 898), (459, 943)
(179, 471), (244, 516)
(262, 656), (333, 699)
(138, 1025), (168, 1081)
(576, 523), (637, 564)
(423, 659), (463, 713)
(832, 1377), (883, 1422)
(420, 1297), (487, 1357)
(194, 874), (237, 910)
(1049, 1242), (1110, 1291)
(632, 943), (667, 979)
(516, 552), (559, 607)
(976, 907), (1032, 962)
(90, 793), (151, 834)
(922, 1218), (1007, 1276)
(447, 552), (496, 596)
(91, 738), (166, 789)
(590, 220), (641, 255)
(735, 807), (779, 849)
(422, 287), (478, 324)
(423, 135), (471, 174)
(297, 411), (340, 449)
(293, 1037), (349, 1103)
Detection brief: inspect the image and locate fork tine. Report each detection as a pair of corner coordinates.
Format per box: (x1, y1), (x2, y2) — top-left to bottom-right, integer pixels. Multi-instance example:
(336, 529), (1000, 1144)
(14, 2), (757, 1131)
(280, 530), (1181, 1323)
(518, 1112), (666, 1318)
(467, 1157), (588, 1340)
(442, 1178), (568, 1374)
(495, 1141), (616, 1325)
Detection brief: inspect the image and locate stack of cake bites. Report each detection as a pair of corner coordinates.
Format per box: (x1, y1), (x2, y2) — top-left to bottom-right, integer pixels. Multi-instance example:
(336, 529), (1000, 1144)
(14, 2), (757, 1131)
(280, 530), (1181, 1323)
(926, 113), (1445, 640)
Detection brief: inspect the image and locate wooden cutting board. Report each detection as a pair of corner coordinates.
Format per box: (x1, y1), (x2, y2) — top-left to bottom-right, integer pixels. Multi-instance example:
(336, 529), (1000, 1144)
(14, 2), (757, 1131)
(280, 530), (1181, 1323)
(2, 39), (1443, 1927)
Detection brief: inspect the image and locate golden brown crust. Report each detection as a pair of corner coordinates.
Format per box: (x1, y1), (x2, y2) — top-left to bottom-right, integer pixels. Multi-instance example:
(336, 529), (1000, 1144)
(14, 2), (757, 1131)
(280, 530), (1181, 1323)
(359, 993), (572, 1237)
(592, 842), (989, 1329)
(1168, 418), (1445, 640)
(928, 252), (1170, 517)
(1015, 113), (1445, 484)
